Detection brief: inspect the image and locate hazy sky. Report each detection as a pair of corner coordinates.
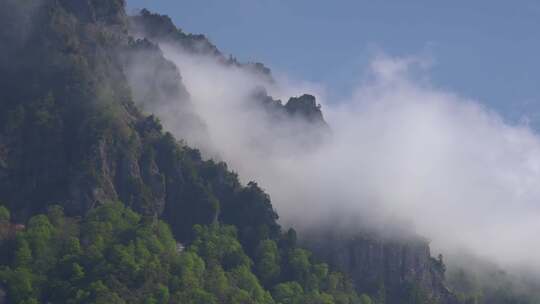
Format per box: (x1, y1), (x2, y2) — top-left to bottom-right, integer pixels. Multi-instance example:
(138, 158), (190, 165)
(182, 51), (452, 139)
(127, 0), (540, 124)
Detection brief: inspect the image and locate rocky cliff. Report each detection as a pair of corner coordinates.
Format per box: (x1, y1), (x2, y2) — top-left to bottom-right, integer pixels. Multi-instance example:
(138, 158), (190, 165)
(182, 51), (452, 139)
(304, 231), (460, 304)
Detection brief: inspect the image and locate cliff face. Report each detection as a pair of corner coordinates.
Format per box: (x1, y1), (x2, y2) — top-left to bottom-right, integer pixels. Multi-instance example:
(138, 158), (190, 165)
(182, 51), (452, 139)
(305, 233), (460, 304)
(285, 94), (326, 124)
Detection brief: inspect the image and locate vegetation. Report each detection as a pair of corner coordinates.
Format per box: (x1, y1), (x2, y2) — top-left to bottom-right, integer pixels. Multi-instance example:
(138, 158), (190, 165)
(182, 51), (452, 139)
(0, 2), (364, 302)
(0, 203), (363, 304)
(448, 266), (540, 304)
(0, 1), (535, 304)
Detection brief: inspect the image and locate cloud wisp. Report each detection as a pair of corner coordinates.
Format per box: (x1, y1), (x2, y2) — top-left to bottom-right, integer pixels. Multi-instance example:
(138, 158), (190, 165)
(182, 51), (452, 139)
(131, 43), (540, 275)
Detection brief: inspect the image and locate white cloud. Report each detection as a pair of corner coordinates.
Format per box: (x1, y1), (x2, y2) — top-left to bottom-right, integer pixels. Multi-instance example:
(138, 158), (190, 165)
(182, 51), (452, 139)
(138, 44), (540, 275)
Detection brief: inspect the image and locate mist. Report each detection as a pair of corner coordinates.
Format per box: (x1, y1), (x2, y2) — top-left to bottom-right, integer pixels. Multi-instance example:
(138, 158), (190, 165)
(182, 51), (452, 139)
(127, 40), (540, 277)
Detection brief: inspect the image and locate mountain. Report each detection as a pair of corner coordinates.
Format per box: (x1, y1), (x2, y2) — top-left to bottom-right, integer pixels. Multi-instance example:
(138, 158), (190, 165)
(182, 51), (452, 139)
(0, 1), (526, 304)
(125, 8), (456, 304)
(303, 231), (458, 304)
(0, 1), (360, 303)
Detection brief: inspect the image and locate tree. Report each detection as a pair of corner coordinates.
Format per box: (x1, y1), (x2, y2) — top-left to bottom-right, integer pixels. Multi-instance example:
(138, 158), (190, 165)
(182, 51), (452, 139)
(288, 248), (311, 283)
(0, 202), (361, 303)
(0, 205), (10, 222)
(228, 265), (271, 303)
(46, 205), (65, 226)
(255, 240), (281, 285)
(360, 294), (373, 304)
(71, 263), (85, 281)
(15, 239), (32, 268)
(191, 224), (250, 270)
(1, 268), (36, 303)
(204, 262), (229, 301)
(273, 282), (304, 304)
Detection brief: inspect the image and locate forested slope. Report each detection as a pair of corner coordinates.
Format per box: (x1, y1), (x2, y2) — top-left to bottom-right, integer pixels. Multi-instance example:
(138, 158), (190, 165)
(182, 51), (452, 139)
(0, 1), (517, 304)
(0, 1), (360, 303)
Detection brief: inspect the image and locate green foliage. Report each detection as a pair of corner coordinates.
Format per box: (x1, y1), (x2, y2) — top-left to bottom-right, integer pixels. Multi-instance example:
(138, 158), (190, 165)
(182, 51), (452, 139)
(0, 205), (10, 222)
(14, 239), (32, 268)
(359, 294), (373, 304)
(190, 224), (251, 270)
(448, 266), (540, 304)
(288, 248), (311, 282)
(0, 203), (179, 303)
(255, 239), (281, 286)
(0, 267), (38, 303)
(273, 282), (304, 304)
(0, 2), (397, 304)
(0, 203), (361, 304)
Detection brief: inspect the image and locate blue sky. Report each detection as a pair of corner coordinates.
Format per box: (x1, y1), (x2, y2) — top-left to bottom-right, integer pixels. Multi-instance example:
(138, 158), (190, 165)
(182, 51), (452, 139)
(127, 0), (540, 123)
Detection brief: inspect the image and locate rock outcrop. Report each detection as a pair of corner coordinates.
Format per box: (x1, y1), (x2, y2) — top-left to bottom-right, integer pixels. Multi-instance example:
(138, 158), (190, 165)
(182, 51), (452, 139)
(305, 232), (460, 304)
(285, 94), (326, 124)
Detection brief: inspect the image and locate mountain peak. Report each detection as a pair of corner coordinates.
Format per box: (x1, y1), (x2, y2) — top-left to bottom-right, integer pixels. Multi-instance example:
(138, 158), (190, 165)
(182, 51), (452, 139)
(285, 94), (325, 124)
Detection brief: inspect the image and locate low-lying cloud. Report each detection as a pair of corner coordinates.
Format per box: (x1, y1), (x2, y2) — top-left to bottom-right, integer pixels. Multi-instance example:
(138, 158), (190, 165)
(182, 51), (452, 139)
(132, 42), (540, 275)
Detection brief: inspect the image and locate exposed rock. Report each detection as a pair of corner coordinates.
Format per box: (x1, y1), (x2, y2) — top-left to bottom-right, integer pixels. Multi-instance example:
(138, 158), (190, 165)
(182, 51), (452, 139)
(304, 232), (460, 304)
(285, 94), (325, 124)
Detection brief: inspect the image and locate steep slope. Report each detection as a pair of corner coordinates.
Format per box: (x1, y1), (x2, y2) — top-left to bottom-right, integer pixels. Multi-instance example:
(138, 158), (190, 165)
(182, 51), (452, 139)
(0, 0), (279, 249)
(0, 1), (360, 303)
(129, 9), (272, 78)
(0, 1), (463, 303)
(0, 0), (136, 218)
(127, 9), (330, 153)
(127, 8), (460, 304)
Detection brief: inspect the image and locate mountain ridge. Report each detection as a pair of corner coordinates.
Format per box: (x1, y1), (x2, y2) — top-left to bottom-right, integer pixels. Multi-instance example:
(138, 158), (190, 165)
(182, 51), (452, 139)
(0, 1), (497, 303)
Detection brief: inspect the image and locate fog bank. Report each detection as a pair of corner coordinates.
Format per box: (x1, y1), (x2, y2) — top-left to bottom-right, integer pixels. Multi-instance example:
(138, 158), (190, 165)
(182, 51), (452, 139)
(132, 43), (540, 274)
